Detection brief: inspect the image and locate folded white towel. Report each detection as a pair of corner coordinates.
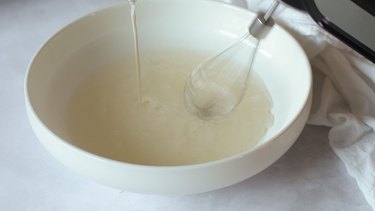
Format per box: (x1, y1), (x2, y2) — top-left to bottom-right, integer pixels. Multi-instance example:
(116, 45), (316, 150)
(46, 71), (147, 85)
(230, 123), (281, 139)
(228, 0), (375, 209)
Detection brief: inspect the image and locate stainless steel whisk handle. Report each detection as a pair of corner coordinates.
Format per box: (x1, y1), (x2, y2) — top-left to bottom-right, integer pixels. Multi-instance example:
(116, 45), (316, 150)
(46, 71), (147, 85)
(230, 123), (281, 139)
(249, 0), (280, 39)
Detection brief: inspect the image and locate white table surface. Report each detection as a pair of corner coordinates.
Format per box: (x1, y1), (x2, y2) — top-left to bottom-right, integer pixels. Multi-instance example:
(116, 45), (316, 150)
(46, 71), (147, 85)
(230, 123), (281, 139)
(0, 0), (372, 210)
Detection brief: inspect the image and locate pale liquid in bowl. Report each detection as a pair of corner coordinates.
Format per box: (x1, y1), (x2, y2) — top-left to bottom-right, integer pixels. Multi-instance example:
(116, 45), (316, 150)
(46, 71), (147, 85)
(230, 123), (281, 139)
(64, 50), (273, 166)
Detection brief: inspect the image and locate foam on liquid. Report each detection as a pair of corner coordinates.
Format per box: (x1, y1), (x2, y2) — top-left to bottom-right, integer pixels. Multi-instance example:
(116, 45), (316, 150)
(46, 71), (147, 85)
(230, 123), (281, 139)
(64, 50), (273, 166)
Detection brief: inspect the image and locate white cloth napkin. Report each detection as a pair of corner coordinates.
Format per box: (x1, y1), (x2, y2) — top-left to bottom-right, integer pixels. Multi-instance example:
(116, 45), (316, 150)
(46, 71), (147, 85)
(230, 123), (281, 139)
(226, 0), (375, 209)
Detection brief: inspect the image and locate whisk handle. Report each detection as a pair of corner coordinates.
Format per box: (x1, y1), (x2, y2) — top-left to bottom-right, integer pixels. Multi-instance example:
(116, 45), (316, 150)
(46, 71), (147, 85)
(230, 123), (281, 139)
(249, 0), (280, 39)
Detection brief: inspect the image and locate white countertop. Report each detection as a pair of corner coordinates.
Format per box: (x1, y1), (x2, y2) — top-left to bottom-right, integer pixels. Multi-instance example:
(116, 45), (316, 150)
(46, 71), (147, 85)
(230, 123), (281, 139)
(0, 0), (371, 210)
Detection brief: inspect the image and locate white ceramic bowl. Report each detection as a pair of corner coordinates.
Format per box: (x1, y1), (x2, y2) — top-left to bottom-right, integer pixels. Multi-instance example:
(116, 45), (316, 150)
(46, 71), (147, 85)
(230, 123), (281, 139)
(25, 0), (311, 194)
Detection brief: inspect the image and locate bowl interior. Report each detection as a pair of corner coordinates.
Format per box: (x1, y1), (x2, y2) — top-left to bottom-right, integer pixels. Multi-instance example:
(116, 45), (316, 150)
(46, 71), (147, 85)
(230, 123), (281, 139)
(27, 0), (310, 165)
